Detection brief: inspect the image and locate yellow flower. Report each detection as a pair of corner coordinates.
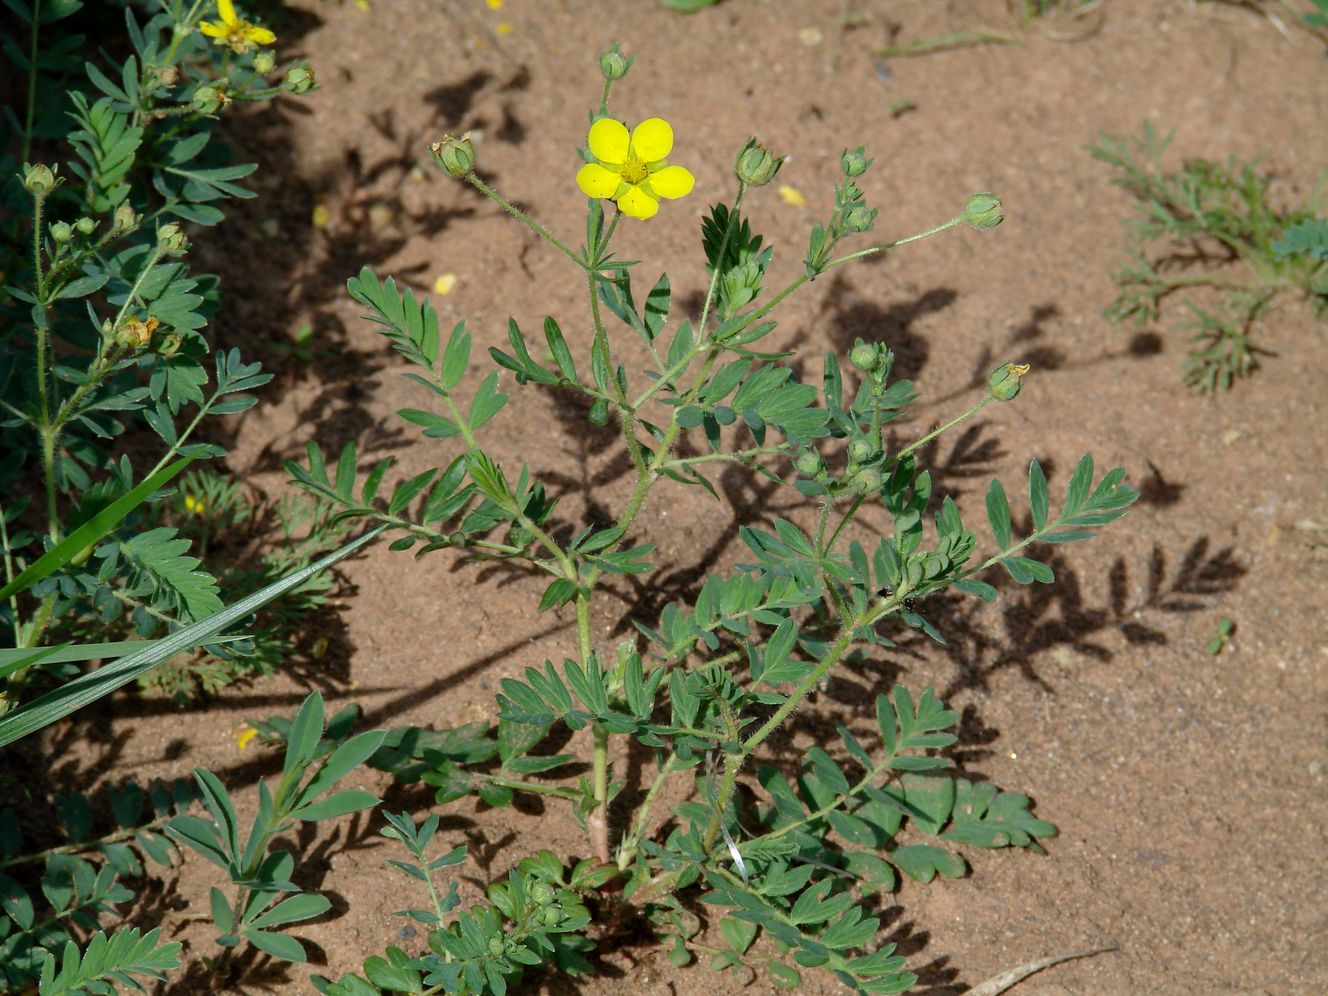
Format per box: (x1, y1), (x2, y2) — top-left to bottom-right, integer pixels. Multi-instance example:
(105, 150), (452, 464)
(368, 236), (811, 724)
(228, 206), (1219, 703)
(576, 117), (695, 221)
(184, 493), (206, 516)
(778, 184), (807, 206)
(199, 0), (276, 55)
(235, 723), (257, 750)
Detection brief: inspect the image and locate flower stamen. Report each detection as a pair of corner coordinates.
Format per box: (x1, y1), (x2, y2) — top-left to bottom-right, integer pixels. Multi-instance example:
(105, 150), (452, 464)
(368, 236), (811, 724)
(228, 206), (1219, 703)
(621, 156), (650, 185)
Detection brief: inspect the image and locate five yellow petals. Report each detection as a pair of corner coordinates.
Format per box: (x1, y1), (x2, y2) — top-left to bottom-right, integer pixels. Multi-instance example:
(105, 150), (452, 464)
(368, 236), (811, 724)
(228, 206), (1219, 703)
(577, 117), (695, 221)
(199, 0), (276, 54)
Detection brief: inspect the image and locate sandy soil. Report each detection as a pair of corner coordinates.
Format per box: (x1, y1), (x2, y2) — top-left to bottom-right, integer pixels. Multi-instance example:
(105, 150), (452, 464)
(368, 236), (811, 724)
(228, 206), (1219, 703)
(17, 1), (1328, 993)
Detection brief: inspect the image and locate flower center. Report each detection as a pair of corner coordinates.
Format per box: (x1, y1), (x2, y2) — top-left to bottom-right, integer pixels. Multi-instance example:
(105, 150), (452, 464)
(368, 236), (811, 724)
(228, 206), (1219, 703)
(621, 156), (649, 185)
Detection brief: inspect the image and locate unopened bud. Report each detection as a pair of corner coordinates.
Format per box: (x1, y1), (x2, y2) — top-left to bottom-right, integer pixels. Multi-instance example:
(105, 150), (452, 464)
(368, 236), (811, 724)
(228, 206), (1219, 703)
(157, 221), (189, 256)
(852, 468), (883, 495)
(283, 65), (315, 93)
(734, 138), (785, 187)
(840, 146), (872, 178)
(158, 65), (180, 87)
(253, 51), (275, 75)
(192, 85), (223, 113)
(23, 163), (55, 195)
(794, 450), (823, 478)
(849, 438), (874, 464)
(113, 204), (138, 232)
(157, 332), (183, 356)
(842, 203), (878, 233)
(598, 45), (633, 81)
(430, 133), (476, 177)
(963, 192), (1003, 231)
(75, 216), (96, 235)
(987, 362), (1029, 401)
(849, 340), (879, 372)
(49, 221), (73, 243)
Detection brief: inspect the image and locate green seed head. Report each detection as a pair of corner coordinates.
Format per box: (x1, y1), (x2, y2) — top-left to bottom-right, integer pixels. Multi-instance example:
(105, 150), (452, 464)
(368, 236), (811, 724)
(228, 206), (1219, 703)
(23, 163), (56, 195)
(431, 133), (476, 178)
(734, 138), (785, 187)
(987, 362), (1029, 401)
(963, 192), (1003, 230)
(840, 146), (872, 178)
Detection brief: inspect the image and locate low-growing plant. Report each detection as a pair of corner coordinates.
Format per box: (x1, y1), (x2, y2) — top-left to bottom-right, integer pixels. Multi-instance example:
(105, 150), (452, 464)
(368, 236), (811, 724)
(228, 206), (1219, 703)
(0, 0), (392, 987)
(249, 49), (1141, 994)
(0, 0), (327, 712)
(1090, 122), (1328, 391)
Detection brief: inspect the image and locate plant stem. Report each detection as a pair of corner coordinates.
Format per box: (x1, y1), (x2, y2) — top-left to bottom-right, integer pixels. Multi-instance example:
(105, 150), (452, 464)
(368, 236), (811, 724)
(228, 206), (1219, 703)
(21, 0), (40, 165)
(577, 595), (611, 862)
(0, 814), (175, 871)
(701, 613), (855, 853)
(465, 172), (587, 270)
(893, 392), (995, 465)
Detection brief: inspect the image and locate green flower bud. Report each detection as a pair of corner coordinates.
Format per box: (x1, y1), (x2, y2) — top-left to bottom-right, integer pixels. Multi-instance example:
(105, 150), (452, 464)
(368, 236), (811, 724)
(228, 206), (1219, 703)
(843, 203), (878, 233)
(487, 937), (505, 957)
(848, 340), (879, 372)
(253, 51), (276, 75)
(848, 438), (873, 464)
(113, 204), (138, 232)
(49, 221), (73, 243)
(734, 138), (785, 187)
(157, 222), (189, 256)
(598, 44), (633, 81)
(75, 216), (97, 235)
(541, 905), (562, 927)
(529, 881), (555, 907)
(23, 163), (56, 195)
(192, 85), (223, 113)
(987, 362), (1029, 401)
(840, 146), (872, 178)
(430, 133), (476, 178)
(284, 65), (316, 94)
(852, 467), (882, 494)
(963, 192), (1003, 230)
(794, 450), (822, 477)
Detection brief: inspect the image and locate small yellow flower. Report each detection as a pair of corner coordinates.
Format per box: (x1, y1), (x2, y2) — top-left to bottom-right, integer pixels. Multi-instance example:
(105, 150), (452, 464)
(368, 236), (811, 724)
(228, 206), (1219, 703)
(486, 0), (504, 8)
(199, 0), (276, 55)
(235, 723), (257, 750)
(184, 493), (206, 516)
(496, 21), (512, 34)
(778, 184), (807, 207)
(434, 273), (458, 295)
(576, 117), (695, 221)
(311, 203), (330, 227)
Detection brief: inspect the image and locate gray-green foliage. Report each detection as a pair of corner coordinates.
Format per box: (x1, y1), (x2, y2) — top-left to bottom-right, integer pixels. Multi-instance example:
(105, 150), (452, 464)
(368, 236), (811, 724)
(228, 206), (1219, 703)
(1090, 122), (1328, 392)
(0, 776), (196, 990)
(0, 0), (321, 710)
(165, 691), (385, 965)
(284, 51), (1137, 995)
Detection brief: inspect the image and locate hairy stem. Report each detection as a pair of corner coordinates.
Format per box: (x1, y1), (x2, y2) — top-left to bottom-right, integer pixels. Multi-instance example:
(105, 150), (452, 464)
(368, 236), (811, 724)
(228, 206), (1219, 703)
(465, 172), (587, 269)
